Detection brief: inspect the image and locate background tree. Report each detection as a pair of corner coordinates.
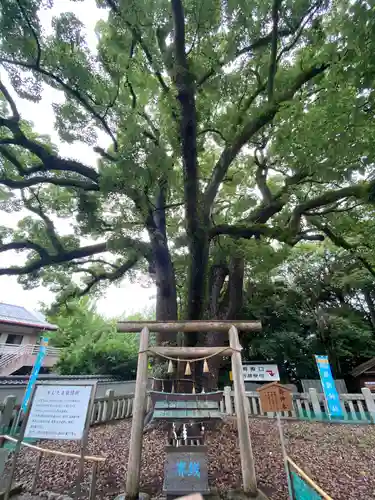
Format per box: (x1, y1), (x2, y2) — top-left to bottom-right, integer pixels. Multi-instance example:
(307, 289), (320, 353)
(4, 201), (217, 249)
(238, 245), (375, 384)
(1, 0), (375, 384)
(48, 297), (146, 378)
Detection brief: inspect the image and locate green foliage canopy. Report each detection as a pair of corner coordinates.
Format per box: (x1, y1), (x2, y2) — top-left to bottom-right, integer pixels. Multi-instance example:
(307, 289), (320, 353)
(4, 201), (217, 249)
(241, 246), (375, 382)
(1, 0), (375, 330)
(48, 297), (140, 378)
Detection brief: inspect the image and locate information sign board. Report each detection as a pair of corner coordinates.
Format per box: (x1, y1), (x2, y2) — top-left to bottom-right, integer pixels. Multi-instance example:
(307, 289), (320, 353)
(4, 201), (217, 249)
(257, 382), (293, 413)
(24, 384), (93, 440)
(364, 381), (375, 392)
(5, 382), (96, 500)
(243, 363), (280, 382)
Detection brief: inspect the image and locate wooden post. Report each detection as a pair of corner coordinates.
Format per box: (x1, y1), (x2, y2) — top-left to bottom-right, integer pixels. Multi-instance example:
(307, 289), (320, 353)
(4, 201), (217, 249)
(89, 462), (98, 500)
(76, 383), (97, 499)
(104, 389), (115, 422)
(31, 451), (43, 494)
(0, 395), (16, 433)
(125, 327), (150, 499)
(277, 413), (293, 500)
(361, 387), (375, 423)
(0, 395), (16, 447)
(309, 388), (322, 420)
(224, 386), (233, 415)
(229, 326), (257, 496)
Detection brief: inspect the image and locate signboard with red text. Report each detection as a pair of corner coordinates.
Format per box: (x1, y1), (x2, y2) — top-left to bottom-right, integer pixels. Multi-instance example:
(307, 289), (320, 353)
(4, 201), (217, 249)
(243, 363), (280, 382)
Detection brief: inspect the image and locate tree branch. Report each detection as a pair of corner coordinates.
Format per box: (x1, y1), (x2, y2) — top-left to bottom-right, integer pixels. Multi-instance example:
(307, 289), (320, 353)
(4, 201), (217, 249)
(73, 255), (140, 297)
(0, 57), (118, 150)
(277, 1), (322, 64)
(268, 0), (282, 101)
(15, 0), (42, 67)
(305, 201), (363, 216)
(0, 121), (99, 184)
(209, 223), (324, 245)
(73, 258), (119, 269)
(197, 128), (227, 142)
(204, 62), (329, 212)
(0, 145), (24, 174)
(0, 242), (108, 276)
(236, 82), (267, 125)
(0, 240), (49, 260)
(0, 175), (99, 191)
(209, 223), (277, 240)
(289, 183), (370, 233)
(254, 150), (272, 203)
(0, 80), (20, 120)
(104, 0), (169, 93)
(22, 189), (65, 254)
(310, 220), (375, 278)
(197, 28), (294, 87)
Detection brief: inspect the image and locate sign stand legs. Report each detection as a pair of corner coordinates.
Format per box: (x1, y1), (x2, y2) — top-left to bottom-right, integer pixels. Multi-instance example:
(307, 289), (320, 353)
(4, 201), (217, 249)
(75, 384), (97, 499)
(277, 412), (293, 500)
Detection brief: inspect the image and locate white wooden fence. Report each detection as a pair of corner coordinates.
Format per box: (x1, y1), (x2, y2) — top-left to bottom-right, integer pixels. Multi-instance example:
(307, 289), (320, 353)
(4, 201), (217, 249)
(221, 386), (375, 423)
(88, 388), (375, 424)
(1, 387), (374, 431)
(0, 391), (136, 432)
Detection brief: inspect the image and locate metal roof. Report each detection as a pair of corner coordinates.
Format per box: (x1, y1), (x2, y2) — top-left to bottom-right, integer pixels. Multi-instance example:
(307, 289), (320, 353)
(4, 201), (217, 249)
(351, 357), (375, 378)
(0, 374), (120, 385)
(0, 303), (57, 331)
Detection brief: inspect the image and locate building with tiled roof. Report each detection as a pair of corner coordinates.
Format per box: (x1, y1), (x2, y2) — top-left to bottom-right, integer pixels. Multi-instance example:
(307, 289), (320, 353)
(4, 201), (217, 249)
(0, 303), (59, 375)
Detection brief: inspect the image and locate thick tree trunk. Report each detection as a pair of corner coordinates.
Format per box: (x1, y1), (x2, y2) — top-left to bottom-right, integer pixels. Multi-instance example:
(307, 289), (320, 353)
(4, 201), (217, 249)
(154, 243), (178, 325)
(150, 179), (178, 343)
(196, 256), (245, 391)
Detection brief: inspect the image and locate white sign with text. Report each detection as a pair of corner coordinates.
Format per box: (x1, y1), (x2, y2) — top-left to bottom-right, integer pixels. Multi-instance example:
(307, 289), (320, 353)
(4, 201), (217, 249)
(243, 364), (280, 382)
(24, 384), (92, 440)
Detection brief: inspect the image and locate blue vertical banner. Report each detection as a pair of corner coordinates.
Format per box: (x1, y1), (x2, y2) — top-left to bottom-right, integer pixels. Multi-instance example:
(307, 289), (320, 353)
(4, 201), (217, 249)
(290, 471), (323, 500)
(315, 355), (343, 418)
(21, 337), (49, 412)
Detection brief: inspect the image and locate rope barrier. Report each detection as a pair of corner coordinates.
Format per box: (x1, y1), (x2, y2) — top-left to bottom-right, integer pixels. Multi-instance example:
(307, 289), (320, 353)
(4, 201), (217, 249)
(1, 435), (106, 462)
(140, 345), (240, 363)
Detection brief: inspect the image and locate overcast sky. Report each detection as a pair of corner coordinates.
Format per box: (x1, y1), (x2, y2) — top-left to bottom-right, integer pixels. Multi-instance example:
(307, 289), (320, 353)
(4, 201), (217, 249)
(0, 0), (155, 318)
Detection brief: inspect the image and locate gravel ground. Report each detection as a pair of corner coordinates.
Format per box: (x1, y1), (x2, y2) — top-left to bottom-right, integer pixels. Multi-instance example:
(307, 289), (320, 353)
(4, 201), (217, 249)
(6, 418), (375, 499)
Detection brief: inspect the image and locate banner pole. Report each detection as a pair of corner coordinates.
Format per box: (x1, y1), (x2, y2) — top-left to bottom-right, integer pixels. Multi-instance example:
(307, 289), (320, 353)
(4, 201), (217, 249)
(4, 383), (37, 500)
(15, 337), (49, 434)
(277, 412), (293, 500)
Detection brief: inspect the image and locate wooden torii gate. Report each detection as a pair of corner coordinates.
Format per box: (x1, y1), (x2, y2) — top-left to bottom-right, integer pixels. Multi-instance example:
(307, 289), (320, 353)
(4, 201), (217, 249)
(116, 320), (262, 499)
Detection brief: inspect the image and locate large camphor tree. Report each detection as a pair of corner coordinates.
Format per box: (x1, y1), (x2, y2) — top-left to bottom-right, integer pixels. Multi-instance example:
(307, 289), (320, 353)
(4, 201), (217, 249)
(1, 0), (375, 370)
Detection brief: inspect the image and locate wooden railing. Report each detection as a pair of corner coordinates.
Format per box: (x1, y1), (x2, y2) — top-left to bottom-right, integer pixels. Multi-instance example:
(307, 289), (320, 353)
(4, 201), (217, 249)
(0, 344), (61, 372)
(222, 386), (375, 423)
(89, 392), (135, 425)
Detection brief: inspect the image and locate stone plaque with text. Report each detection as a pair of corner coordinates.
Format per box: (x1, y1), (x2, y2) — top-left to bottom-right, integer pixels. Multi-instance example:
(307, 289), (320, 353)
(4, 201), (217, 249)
(163, 445), (209, 496)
